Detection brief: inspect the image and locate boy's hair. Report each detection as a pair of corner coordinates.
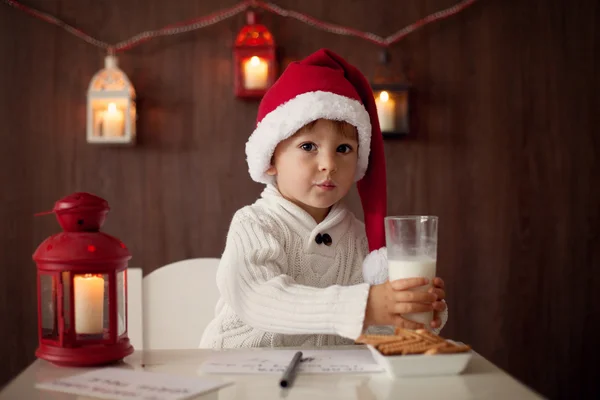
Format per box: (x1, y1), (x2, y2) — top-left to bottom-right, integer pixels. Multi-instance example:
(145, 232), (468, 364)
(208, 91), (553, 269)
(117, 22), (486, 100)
(298, 119), (358, 140)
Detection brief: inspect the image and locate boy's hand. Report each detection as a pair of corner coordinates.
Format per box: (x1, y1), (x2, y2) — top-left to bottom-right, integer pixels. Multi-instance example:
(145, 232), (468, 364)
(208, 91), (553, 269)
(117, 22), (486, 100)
(429, 277), (447, 329)
(364, 277), (437, 330)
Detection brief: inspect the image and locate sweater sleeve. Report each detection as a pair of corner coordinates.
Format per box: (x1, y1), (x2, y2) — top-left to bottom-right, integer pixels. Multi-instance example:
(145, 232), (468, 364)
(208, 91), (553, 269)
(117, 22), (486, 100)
(216, 214), (370, 340)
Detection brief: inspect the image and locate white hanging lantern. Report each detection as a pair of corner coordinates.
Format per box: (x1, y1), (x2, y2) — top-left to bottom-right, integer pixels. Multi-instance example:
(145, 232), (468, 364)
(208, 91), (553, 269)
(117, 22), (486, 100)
(87, 54), (136, 144)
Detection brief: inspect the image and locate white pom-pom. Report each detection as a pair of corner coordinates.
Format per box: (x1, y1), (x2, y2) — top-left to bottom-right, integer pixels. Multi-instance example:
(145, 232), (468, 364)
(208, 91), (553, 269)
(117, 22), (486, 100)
(362, 247), (388, 284)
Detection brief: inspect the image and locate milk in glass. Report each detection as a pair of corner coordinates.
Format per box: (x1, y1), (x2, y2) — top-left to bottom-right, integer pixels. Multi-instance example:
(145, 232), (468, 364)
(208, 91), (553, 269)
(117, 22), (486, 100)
(388, 256), (436, 325)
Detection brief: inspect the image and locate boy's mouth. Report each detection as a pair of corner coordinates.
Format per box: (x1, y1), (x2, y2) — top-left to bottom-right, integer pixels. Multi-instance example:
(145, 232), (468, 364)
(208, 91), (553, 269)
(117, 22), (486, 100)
(316, 180), (337, 190)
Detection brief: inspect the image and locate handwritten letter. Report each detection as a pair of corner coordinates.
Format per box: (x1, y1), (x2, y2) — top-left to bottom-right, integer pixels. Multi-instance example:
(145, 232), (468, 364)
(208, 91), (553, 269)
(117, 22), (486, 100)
(35, 368), (231, 400)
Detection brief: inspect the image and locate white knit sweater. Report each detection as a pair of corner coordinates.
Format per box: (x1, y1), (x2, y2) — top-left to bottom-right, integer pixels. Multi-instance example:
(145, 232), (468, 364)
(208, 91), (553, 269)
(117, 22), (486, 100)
(199, 185), (447, 349)
(200, 185), (372, 348)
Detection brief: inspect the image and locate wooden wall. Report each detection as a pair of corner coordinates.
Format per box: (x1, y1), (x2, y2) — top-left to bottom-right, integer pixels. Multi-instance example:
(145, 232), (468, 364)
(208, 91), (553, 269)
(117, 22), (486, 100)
(1, 0), (598, 397)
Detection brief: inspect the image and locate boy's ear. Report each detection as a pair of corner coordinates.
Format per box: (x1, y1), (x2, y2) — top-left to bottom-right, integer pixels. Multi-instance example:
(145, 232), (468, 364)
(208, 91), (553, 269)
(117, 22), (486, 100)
(266, 165), (277, 176)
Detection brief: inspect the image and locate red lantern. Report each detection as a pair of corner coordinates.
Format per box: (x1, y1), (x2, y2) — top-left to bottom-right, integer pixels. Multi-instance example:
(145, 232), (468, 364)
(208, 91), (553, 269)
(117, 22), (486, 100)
(32, 193), (134, 366)
(234, 10), (276, 99)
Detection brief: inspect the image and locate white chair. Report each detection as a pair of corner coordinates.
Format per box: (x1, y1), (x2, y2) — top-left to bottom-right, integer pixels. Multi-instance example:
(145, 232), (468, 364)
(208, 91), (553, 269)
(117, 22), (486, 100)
(142, 258), (221, 350)
(126, 268), (144, 350)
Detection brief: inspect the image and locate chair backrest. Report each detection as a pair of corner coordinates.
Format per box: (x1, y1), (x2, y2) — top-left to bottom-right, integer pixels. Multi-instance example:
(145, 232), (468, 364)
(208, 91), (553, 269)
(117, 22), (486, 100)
(126, 268), (144, 350)
(142, 258), (221, 350)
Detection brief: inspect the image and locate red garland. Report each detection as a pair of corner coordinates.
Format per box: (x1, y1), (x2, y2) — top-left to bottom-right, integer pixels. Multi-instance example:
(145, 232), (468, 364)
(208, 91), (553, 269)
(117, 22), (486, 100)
(2, 0), (478, 52)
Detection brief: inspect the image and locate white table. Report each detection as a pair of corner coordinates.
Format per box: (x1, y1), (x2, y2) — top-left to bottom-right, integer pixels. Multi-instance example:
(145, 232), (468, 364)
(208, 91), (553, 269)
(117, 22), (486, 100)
(0, 346), (544, 399)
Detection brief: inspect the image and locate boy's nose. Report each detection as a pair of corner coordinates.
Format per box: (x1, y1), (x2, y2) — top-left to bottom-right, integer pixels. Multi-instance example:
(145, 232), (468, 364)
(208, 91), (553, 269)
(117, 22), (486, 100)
(318, 153), (337, 173)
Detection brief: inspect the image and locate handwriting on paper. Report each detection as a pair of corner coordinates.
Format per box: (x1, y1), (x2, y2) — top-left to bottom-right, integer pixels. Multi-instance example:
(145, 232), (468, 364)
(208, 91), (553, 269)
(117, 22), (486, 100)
(201, 349), (385, 374)
(35, 368), (231, 400)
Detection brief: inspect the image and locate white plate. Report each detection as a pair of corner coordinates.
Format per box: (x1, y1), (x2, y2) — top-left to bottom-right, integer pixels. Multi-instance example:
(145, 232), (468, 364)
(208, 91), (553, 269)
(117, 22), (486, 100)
(366, 343), (473, 378)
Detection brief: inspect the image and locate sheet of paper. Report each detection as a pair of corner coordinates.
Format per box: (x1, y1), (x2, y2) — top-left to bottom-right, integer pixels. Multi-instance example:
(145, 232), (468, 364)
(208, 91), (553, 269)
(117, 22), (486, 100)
(201, 348), (384, 374)
(35, 367), (232, 400)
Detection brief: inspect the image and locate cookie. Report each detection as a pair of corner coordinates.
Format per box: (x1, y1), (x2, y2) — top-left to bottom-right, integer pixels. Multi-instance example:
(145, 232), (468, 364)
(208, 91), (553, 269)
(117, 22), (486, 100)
(376, 337), (424, 354)
(357, 329), (471, 356)
(424, 344), (471, 355)
(355, 334), (407, 345)
(414, 329), (446, 344)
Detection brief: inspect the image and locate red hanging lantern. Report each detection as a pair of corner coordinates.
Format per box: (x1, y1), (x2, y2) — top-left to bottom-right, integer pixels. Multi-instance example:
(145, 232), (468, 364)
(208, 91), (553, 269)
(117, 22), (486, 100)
(32, 193), (134, 366)
(234, 10), (276, 99)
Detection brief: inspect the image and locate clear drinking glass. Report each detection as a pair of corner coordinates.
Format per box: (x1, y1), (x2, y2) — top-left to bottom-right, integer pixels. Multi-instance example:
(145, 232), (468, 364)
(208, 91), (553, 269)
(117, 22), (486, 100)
(385, 216), (438, 326)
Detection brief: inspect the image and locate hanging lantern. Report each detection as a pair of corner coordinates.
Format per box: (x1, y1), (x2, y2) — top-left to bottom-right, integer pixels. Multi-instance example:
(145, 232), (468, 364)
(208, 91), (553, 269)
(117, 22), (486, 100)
(234, 11), (276, 99)
(87, 52), (136, 144)
(372, 85), (410, 136)
(371, 50), (411, 137)
(32, 193), (134, 366)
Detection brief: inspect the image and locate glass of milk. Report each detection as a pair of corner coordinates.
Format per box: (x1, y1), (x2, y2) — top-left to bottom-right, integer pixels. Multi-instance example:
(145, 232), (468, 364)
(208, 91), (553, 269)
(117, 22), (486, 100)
(385, 216), (438, 326)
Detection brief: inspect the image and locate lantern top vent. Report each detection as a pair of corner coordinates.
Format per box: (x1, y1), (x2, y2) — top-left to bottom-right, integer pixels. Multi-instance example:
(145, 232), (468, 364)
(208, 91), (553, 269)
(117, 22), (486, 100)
(87, 56), (135, 99)
(235, 11), (274, 48)
(33, 192), (131, 265)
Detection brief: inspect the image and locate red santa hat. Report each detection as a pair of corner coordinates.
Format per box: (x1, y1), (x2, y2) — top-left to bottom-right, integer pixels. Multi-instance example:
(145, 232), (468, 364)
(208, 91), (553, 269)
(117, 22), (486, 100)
(245, 48), (387, 252)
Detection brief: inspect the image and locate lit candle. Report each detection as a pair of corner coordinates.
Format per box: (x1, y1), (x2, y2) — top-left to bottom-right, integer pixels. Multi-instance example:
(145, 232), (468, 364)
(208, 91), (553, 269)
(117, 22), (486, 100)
(74, 274), (104, 334)
(375, 91), (396, 132)
(243, 56), (269, 90)
(101, 103), (124, 137)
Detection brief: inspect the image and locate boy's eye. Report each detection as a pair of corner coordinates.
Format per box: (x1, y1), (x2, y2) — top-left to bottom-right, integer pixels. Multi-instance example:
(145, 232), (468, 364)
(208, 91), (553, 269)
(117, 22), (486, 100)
(337, 144), (353, 153)
(300, 143), (316, 152)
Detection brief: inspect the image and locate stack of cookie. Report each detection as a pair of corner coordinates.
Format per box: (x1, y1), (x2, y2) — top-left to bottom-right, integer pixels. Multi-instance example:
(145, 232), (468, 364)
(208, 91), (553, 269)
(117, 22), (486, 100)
(356, 328), (471, 356)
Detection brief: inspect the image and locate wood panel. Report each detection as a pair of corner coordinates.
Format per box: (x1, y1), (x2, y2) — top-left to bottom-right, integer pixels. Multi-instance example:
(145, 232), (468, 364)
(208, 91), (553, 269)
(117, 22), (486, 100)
(1, 0), (598, 397)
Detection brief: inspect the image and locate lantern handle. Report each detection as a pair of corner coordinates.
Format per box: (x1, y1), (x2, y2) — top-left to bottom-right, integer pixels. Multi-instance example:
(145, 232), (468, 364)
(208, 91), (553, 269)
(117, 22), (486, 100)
(372, 48), (409, 85)
(246, 9), (257, 25)
(379, 48), (391, 65)
(34, 210), (54, 217)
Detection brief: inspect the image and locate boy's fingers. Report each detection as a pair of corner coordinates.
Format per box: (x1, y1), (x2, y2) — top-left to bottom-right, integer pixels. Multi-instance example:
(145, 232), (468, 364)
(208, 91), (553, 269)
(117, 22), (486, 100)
(394, 291), (437, 303)
(433, 301), (447, 311)
(393, 302), (434, 315)
(390, 277), (429, 291)
(428, 287), (446, 300)
(433, 277), (445, 288)
(392, 316), (424, 330)
(430, 318), (441, 328)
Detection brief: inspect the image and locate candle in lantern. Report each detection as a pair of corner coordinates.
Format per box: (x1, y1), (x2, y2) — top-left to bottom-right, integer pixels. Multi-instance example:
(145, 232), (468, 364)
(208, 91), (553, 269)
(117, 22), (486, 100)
(375, 91), (396, 132)
(101, 103), (124, 137)
(243, 56), (269, 90)
(74, 274), (104, 334)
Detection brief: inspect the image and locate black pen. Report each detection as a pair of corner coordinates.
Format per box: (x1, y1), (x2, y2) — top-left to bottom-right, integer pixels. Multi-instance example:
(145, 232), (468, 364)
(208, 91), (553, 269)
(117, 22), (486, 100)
(279, 351), (303, 388)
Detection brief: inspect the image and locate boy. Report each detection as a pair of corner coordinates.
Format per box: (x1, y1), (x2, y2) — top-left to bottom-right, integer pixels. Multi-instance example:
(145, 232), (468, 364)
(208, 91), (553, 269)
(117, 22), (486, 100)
(200, 49), (447, 349)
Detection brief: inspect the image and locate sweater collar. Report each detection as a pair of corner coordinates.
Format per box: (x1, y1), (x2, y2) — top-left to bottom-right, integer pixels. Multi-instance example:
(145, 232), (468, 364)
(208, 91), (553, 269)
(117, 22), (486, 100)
(259, 184), (349, 235)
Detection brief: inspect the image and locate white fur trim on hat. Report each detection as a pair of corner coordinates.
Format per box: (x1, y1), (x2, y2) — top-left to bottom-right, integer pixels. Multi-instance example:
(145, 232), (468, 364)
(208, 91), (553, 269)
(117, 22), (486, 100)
(245, 91), (372, 185)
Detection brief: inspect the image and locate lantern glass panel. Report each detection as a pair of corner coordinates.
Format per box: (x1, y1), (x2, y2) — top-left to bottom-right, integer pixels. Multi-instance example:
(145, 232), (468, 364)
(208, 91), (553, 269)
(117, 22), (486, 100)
(61, 271), (71, 331)
(241, 56), (270, 90)
(40, 273), (58, 340)
(90, 98), (128, 139)
(73, 273), (109, 340)
(117, 270), (126, 336)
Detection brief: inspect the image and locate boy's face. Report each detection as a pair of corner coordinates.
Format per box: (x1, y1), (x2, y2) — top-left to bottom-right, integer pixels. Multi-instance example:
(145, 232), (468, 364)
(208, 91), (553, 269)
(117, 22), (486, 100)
(266, 119), (359, 222)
